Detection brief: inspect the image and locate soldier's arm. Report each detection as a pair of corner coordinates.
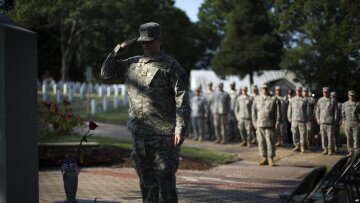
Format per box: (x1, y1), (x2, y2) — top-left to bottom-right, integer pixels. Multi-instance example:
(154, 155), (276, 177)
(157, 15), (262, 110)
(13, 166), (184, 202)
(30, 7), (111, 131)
(170, 60), (191, 142)
(252, 100), (257, 128)
(101, 39), (135, 80)
(276, 98), (282, 128)
(315, 101), (320, 124)
(287, 101), (292, 123)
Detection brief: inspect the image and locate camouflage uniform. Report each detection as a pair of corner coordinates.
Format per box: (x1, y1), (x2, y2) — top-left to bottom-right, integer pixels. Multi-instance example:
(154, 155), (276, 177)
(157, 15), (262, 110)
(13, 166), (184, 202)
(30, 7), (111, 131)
(250, 85), (260, 143)
(190, 92), (207, 141)
(205, 87), (215, 140)
(228, 83), (240, 141)
(304, 92), (317, 146)
(342, 91), (360, 155)
(315, 87), (338, 155)
(101, 22), (190, 203)
(234, 91), (253, 146)
(287, 92), (308, 151)
(275, 89), (288, 146)
(209, 85), (231, 143)
(331, 92), (342, 151)
(252, 87), (281, 162)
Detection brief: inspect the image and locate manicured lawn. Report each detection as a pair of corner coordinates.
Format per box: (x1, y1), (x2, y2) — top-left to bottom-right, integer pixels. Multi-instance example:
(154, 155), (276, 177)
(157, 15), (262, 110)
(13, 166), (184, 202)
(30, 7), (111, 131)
(40, 135), (239, 165)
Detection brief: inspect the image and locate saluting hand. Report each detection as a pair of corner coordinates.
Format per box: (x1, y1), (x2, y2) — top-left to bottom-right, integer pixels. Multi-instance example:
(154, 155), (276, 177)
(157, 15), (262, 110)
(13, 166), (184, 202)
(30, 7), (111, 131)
(114, 38), (137, 55)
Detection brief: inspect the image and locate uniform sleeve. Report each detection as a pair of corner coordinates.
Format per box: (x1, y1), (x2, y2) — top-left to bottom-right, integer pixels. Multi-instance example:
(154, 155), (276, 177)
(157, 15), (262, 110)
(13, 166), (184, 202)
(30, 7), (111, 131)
(252, 99), (257, 127)
(287, 100), (292, 123)
(315, 100), (320, 123)
(276, 98), (282, 124)
(101, 49), (129, 80)
(170, 61), (191, 137)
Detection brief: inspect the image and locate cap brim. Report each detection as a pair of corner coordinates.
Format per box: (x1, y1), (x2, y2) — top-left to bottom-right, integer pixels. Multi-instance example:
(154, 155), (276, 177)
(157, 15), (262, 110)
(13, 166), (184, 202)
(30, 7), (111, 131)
(137, 36), (157, 42)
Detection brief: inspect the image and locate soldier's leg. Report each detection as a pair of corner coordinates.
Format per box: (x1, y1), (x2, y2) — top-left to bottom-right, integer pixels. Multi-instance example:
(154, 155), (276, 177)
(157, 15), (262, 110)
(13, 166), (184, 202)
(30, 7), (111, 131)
(299, 122), (307, 151)
(275, 123), (280, 146)
(220, 114), (228, 143)
(291, 122), (300, 150)
(245, 120), (252, 146)
(307, 122), (313, 147)
(353, 125), (359, 152)
(334, 125), (340, 151)
(213, 114), (221, 142)
(282, 121), (288, 144)
(345, 125), (353, 153)
(320, 124), (328, 153)
(132, 135), (159, 203)
(191, 117), (199, 140)
(257, 128), (267, 158)
(326, 124), (335, 154)
(198, 117), (205, 141)
(265, 127), (276, 158)
(152, 137), (180, 203)
(239, 120), (247, 146)
(209, 114), (215, 140)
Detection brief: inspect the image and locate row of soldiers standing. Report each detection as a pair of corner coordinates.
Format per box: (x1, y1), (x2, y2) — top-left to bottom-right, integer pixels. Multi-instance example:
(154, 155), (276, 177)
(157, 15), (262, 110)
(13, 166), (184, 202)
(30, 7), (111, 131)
(190, 82), (360, 166)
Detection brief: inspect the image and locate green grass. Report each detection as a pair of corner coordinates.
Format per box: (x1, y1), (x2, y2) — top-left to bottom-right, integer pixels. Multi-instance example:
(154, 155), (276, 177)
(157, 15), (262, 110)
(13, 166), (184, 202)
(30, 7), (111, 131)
(38, 92), (129, 124)
(40, 135), (239, 165)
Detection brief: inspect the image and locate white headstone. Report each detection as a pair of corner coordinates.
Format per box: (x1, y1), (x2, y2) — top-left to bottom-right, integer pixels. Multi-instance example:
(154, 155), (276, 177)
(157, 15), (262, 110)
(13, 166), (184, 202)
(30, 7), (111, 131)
(42, 83), (48, 102)
(63, 83), (67, 95)
(68, 87), (74, 102)
(79, 85), (86, 100)
(114, 85), (119, 96)
(98, 86), (103, 97)
(113, 96), (119, 109)
(103, 96), (108, 111)
(90, 99), (97, 114)
(56, 89), (62, 103)
(52, 83), (57, 95)
(107, 86), (111, 97)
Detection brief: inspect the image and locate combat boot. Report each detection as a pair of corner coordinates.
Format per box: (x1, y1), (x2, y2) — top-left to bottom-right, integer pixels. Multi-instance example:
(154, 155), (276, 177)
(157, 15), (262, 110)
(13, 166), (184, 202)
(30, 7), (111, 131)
(258, 158), (268, 165)
(214, 139), (221, 144)
(220, 140), (227, 144)
(321, 150), (328, 155)
(328, 150), (333, 155)
(247, 141), (251, 148)
(268, 157), (274, 167)
(240, 141), (246, 146)
(292, 146), (300, 152)
(301, 147), (306, 153)
(346, 151), (354, 157)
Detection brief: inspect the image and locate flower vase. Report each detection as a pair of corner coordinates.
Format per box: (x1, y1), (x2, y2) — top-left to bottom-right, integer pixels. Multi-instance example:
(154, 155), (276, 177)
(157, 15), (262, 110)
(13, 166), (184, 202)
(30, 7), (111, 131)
(61, 158), (79, 203)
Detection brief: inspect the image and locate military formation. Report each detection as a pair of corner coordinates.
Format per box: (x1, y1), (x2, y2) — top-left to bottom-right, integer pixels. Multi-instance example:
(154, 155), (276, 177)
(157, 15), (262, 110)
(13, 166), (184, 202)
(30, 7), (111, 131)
(189, 82), (360, 166)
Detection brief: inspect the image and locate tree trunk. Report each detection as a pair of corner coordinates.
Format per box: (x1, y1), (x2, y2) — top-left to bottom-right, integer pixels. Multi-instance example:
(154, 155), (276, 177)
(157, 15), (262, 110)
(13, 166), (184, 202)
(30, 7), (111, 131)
(61, 56), (69, 81)
(249, 70), (254, 87)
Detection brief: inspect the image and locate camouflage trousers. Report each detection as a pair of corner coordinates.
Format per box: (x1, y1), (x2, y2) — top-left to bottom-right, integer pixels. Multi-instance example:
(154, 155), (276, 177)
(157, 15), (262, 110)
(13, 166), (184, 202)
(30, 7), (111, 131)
(206, 114), (215, 140)
(275, 121), (287, 145)
(291, 121), (307, 149)
(306, 121), (317, 146)
(229, 112), (240, 141)
(213, 113), (228, 142)
(320, 124), (335, 152)
(333, 125), (341, 150)
(257, 127), (276, 158)
(344, 124), (360, 152)
(132, 134), (179, 203)
(238, 119), (252, 143)
(192, 116), (205, 140)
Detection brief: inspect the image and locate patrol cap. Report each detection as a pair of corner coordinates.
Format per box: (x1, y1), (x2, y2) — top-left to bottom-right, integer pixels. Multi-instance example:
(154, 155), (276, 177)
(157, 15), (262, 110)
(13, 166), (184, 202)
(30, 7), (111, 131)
(261, 84), (268, 89)
(137, 22), (161, 42)
(275, 86), (281, 90)
(251, 85), (258, 90)
(322, 87), (330, 92)
(330, 91), (337, 97)
(195, 86), (202, 92)
(296, 86), (302, 91)
(242, 86), (248, 90)
(207, 82), (213, 86)
(348, 90), (356, 96)
(217, 82), (224, 87)
(303, 87), (309, 92)
(230, 82), (236, 86)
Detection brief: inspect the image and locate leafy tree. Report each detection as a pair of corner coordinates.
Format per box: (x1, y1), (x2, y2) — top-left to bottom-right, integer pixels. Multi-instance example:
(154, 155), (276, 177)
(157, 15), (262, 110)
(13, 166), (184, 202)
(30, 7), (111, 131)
(272, 0), (360, 98)
(212, 0), (283, 85)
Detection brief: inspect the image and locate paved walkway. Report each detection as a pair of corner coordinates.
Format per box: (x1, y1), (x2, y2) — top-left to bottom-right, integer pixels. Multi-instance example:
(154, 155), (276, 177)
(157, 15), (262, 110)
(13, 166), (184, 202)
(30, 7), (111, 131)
(40, 122), (344, 202)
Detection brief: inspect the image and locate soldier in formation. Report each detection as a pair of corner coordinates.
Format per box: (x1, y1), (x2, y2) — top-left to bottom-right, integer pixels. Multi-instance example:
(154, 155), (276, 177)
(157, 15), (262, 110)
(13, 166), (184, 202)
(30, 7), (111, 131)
(234, 86), (254, 147)
(274, 86), (288, 146)
(205, 82), (215, 140)
(288, 86), (308, 152)
(315, 87), (338, 155)
(303, 88), (317, 146)
(341, 91), (360, 157)
(229, 82), (240, 142)
(190, 87), (207, 141)
(209, 83), (231, 144)
(252, 84), (281, 166)
(331, 91), (342, 152)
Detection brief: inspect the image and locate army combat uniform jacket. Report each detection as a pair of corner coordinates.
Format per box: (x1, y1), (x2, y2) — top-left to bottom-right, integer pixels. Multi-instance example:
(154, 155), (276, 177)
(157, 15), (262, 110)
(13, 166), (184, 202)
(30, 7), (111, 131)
(101, 51), (191, 137)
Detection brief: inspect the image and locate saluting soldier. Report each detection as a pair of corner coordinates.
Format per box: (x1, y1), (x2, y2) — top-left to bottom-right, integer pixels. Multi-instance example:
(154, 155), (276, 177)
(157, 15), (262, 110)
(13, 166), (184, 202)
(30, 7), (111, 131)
(315, 87), (338, 155)
(209, 82), (231, 144)
(252, 84), (281, 166)
(288, 86), (308, 152)
(342, 90), (360, 157)
(235, 86), (254, 147)
(101, 22), (190, 202)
